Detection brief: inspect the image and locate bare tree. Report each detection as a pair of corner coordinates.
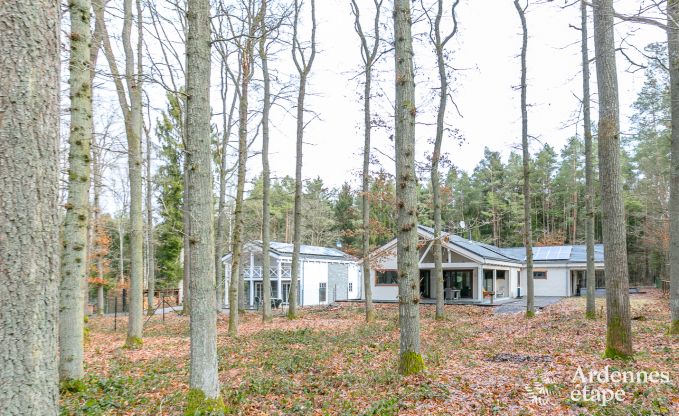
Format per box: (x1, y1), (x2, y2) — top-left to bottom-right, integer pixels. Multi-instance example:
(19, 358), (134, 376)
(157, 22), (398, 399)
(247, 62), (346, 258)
(94, 0), (145, 348)
(350, 0), (383, 323)
(592, 0), (633, 358)
(184, 0), (223, 410)
(144, 119), (155, 315)
(259, 0), (274, 322)
(514, 0), (534, 317)
(289, 0), (317, 319)
(581, 0), (597, 320)
(668, 0), (679, 334)
(229, 0), (264, 334)
(394, 0), (423, 375)
(0, 0), (61, 412)
(422, 0), (459, 320)
(59, 0), (94, 383)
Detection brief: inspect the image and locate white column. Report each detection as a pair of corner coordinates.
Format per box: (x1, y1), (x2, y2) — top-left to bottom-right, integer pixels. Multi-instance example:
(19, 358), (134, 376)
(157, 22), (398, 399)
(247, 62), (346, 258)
(277, 258), (282, 298)
(477, 266), (484, 301)
(250, 251), (255, 306)
(492, 269), (497, 300)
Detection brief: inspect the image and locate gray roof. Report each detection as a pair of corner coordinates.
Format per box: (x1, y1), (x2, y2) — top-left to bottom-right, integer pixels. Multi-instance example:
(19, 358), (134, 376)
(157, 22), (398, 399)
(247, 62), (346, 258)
(232, 240), (355, 261)
(417, 225), (604, 264)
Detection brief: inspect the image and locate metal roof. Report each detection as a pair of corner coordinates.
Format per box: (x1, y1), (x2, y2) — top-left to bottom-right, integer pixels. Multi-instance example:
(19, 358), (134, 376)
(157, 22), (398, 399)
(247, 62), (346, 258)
(417, 225), (605, 264)
(221, 240), (355, 261)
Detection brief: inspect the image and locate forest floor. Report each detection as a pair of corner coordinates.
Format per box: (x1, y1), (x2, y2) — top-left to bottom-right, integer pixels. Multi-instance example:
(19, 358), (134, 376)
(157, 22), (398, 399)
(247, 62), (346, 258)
(61, 290), (677, 415)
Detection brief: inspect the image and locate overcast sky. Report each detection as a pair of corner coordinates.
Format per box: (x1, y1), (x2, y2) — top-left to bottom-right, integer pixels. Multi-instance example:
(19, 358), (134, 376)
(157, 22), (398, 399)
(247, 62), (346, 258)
(96, 0), (668, 213)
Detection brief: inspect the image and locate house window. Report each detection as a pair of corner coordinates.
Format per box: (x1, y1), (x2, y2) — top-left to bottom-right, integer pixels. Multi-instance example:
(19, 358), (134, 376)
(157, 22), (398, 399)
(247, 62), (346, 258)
(376, 270), (398, 285)
(533, 270), (547, 279)
(348, 282), (353, 292)
(319, 282), (327, 303)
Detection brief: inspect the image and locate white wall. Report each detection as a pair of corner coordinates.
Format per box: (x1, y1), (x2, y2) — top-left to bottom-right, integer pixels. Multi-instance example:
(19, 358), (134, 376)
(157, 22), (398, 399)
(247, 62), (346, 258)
(303, 261), (328, 305)
(347, 264), (361, 300)
(520, 266), (569, 296)
(370, 269), (399, 301)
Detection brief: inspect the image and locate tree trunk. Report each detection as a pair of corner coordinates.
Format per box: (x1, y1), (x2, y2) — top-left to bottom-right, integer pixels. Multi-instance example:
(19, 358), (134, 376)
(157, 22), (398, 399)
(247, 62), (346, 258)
(230, 21), (258, 333)
(394, 0), (423, 376)
(146, 121), (156, 315)
(289, 75), (306, 319)
(289, 0), (317, 319)
(260, 0), (273, 322)
(185, 0), (222, 407)
(183, 169), (191, 315)
(667, 0), (679, 334)
(582, 0), (597, 320)
(95, 0), (144, 347)
(592, 0), (633, 358)
(59, 0), (93, 382)
(430, 0), (458, 321)
(350, 0), (381, 323)
(0, 0), (61, 412)
(514, 0), (534, 317)
(124, 0), (144, 348)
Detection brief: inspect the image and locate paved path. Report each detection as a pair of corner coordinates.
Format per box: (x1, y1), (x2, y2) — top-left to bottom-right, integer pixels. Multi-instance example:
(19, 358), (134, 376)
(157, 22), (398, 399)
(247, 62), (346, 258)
(493, 296), (564, 314)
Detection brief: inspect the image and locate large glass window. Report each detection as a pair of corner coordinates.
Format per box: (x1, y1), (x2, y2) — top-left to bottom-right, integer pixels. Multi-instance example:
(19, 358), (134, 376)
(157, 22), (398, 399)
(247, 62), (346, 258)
(444, 270), (473, 298)
(376, 270), (398, 285)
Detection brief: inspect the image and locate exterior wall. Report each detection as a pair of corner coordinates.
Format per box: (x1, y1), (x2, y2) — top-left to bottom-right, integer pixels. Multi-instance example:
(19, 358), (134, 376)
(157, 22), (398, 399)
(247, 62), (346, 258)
(371, 269), (399, 301)
(520, 266), (569, 297)
(347, 264), (361, 300)
(328, 263), (348, 301)
(302, 261), (329, 306)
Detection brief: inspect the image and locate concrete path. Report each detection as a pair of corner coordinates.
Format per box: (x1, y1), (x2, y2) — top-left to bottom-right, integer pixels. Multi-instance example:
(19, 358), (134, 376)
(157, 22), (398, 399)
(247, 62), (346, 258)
(493, 296), (564, 314)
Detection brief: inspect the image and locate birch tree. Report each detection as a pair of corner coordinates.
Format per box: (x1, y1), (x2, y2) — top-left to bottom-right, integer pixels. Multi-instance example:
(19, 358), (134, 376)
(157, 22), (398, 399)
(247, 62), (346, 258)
(95, 0), (145, 347)
(514, 0), (534, 317)
(592, 0), (633, 358)
(0, 0), (61, 412)
(184, 0), (224, 410)
(350, 0), (383, 323)
(422, 0), (459, 320)
(289, 0), (317, 319)
(667, 0), (679, 334)
(581, 0), (597, 320)
(394, 0), (424, 375)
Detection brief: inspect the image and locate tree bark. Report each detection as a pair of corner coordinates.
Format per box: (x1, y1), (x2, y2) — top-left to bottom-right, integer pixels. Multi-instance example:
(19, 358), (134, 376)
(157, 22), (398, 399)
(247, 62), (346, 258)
(230, 8), (261, 333)
(394, 0), (423, 376)
(582, 0), (597, 320)
(350, 0), (382, 323)
(185, 0), (222, 406)
(289, 0), (317, 319)
(667, 0), (679, 334)
(0, 0), (61, 412)
(428, 0), (459, 321)
(215, 74), (238, 315)
(514, 0), (534, 317)
(59, 0), (93, 382)
(259, 0), (273, 322)
(592, 0), (633, 358)
(94, 0), (144, 347)
(146, 122), (156, 315)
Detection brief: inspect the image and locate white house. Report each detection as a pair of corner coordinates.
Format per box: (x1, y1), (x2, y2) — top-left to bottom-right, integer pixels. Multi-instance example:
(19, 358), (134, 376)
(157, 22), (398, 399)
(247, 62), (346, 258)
(366, 225), (605, 303)
(222, 241), (361, 308)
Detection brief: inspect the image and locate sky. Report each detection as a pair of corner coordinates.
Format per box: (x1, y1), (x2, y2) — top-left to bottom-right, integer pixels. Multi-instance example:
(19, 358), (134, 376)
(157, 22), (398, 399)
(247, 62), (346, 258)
(248, 0), (667, 190)
(95, 0), (668, 213)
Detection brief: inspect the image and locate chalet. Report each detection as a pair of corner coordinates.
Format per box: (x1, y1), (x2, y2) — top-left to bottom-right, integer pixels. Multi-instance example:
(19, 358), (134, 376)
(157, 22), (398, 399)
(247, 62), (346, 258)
(366, 225), (605, 303)
(221, 241), (361, 308)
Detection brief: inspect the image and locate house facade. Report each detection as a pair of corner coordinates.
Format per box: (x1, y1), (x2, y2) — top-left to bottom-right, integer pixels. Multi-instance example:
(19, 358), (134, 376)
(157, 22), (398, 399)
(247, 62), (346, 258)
(366, 225), (605, 303)
(222, 241), (361, 308)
